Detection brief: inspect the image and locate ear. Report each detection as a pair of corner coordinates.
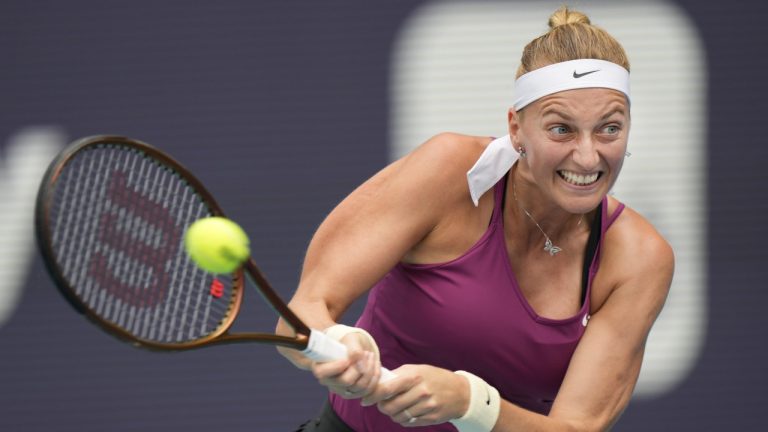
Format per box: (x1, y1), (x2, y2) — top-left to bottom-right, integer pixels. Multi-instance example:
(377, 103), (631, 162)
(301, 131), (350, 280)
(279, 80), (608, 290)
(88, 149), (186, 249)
(508, 108), (522, 142)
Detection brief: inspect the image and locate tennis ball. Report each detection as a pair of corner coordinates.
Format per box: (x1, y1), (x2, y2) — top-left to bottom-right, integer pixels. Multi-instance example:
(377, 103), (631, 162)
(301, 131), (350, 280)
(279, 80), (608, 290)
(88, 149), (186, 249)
(184, 217), (250, 274)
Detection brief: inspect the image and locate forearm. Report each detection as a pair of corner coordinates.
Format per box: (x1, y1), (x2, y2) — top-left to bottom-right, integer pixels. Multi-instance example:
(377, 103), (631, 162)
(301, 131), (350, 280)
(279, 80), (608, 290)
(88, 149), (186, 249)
(450, 372), (615, 432)
(449, 373), (583, 432)
(491, 402), (583, 432)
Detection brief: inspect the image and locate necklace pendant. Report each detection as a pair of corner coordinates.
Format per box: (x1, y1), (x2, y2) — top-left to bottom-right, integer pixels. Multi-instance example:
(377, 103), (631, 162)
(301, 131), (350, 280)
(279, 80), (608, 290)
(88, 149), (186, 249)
(544, 238), (562, 256)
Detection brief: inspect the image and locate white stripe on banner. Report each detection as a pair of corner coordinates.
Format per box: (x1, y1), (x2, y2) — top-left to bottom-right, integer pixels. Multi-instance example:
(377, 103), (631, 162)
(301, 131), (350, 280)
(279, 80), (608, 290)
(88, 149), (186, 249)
(0, 127), (65, 329)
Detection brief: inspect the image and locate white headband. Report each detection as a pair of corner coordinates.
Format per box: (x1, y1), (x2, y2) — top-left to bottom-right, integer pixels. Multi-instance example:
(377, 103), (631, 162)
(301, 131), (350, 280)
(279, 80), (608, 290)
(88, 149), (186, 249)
(512, 59), (630, 110)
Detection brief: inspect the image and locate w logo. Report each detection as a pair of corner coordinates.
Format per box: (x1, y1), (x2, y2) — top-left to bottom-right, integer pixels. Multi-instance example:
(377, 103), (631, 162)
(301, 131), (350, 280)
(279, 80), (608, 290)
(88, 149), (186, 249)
(0, 128), (64, 329)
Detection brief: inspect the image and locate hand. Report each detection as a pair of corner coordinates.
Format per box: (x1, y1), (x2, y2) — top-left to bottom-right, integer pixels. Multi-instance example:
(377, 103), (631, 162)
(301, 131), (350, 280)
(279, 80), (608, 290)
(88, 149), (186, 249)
(361, 364), (469, 427)
(310, 332), (381, 400)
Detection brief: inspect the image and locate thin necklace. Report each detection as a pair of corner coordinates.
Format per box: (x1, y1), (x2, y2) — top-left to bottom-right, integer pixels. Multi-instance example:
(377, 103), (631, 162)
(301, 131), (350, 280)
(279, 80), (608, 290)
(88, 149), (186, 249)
(512, 180), (578, 256)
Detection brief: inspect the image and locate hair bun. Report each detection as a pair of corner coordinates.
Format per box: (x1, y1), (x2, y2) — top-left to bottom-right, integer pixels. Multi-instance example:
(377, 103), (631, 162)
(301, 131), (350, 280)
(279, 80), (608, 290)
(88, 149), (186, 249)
(548, 6), (591, 29)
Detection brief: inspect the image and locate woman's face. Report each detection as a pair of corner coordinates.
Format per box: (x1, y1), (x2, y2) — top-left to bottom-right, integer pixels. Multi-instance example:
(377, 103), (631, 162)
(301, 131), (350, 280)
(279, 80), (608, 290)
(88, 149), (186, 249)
(509, 88), (630, 214)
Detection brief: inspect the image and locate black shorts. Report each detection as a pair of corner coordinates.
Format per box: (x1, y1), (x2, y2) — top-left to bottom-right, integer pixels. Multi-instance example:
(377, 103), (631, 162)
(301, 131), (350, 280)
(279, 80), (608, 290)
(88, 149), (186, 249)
(294, 399), (355, 432)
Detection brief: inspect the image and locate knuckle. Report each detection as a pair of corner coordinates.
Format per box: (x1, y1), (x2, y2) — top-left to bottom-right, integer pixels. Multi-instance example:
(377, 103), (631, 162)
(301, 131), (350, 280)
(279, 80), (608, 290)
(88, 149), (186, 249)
(410, 375), (423, 387)
(380, 382), (395, 395)
(377, 403), (393, 416)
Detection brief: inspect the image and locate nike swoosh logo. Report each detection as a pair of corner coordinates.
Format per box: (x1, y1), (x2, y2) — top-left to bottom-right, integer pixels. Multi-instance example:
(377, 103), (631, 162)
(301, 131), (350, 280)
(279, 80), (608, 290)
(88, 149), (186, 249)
(573, 69), (599, 78)
(582, 314), (591, 327)
(485, 387), (491, 405)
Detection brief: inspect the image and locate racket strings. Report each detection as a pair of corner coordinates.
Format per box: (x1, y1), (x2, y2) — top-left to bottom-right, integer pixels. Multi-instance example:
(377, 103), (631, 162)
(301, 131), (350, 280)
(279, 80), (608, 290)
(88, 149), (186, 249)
(47, 144), (237, 344)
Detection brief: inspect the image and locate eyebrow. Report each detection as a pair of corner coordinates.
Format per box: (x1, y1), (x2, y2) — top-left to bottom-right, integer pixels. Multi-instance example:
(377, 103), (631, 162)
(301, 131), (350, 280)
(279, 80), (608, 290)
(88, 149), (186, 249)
(599, 107), (627, 121)
(540, 107), (575, 121)
(539, 105), (627, 122)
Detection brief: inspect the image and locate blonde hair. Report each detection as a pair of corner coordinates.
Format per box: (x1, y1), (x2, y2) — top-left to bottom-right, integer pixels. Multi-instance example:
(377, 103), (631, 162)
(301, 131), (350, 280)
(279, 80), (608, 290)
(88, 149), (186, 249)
(516, 6), (630, 78)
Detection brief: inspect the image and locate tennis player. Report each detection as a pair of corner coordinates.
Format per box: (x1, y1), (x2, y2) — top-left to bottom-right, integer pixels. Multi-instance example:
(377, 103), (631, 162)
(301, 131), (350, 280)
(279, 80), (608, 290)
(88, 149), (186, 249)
(280, 6), (673, 432)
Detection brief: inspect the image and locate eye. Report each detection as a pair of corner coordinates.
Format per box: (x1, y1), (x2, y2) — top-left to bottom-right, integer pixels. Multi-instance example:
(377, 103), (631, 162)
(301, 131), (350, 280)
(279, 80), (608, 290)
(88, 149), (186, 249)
(601, 124), (622, 135)
(548, 125), (570, 135)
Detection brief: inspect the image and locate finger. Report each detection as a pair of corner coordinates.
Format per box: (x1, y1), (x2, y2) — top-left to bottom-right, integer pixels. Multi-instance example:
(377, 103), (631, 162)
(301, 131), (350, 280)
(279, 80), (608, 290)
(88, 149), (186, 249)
(353, 351), (380, 396)
(399, 407), (421, 427)
(343, 351), (371, 387)
(311, 357), (351, 381)
(377, 384), (424, 417)
(313, 350), (365, 386)
(340, 333), (367, 352)
(397, 402), (440, 427)
(330, 362), (365, 389)
(361, 373), (417, 407)
(345, 350), (381, 394)
(360, 378), (394, 407)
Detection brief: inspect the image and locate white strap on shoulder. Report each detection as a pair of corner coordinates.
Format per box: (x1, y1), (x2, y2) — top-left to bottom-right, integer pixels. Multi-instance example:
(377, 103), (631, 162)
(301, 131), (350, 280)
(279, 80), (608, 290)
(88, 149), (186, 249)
(466, 135), (518, 207)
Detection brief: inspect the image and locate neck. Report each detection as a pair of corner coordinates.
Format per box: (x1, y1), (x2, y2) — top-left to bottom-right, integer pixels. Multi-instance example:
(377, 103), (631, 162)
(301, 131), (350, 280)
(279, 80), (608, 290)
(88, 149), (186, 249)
(508, 167), (589, 255)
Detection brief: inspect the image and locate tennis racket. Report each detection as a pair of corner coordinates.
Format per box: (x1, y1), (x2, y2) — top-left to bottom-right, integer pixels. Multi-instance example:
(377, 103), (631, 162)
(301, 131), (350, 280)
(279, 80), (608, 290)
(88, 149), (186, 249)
(35, 135), (394, 379)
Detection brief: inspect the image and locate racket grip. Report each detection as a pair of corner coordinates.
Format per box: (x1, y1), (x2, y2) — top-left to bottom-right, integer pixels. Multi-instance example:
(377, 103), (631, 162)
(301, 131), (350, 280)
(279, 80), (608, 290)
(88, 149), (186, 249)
(302, 329), (396, 382)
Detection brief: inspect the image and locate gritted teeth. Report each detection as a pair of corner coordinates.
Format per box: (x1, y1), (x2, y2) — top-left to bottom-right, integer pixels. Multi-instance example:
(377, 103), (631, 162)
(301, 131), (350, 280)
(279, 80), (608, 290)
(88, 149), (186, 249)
(558, 170), (601, 186)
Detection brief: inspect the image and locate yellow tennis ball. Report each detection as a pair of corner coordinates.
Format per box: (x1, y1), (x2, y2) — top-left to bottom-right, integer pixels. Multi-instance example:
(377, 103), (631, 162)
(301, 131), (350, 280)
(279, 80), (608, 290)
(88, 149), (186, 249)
(184, 217), (250, 274)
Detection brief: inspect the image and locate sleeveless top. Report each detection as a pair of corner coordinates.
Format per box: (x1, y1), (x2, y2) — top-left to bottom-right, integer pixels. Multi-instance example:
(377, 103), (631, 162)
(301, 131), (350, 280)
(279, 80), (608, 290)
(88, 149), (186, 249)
(330, 173), (626, 431)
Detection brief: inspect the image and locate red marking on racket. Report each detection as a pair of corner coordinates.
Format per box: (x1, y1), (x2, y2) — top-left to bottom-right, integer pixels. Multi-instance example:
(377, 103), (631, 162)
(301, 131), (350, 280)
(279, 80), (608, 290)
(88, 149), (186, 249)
(210, 279), (224, 298)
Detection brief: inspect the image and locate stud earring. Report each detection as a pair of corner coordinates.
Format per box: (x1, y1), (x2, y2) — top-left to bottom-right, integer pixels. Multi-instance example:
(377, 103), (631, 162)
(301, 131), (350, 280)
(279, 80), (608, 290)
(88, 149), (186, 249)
(518, 146), (527, 158)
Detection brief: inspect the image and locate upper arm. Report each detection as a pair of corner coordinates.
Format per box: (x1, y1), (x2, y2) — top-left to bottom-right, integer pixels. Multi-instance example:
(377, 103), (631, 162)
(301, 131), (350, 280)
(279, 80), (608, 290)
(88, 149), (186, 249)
(548, 209), (674, 431)
(289, 133), (479, 325)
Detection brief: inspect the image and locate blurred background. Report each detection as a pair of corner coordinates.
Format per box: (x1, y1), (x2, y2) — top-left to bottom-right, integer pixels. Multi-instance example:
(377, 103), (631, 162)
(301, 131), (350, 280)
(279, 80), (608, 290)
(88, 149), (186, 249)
(0, 0), (765, 430)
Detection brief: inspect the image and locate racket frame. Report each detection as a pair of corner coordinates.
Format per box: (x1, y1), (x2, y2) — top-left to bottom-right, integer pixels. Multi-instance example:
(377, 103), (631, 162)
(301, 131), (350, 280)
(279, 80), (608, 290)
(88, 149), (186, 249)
(35, 135), (311, 352)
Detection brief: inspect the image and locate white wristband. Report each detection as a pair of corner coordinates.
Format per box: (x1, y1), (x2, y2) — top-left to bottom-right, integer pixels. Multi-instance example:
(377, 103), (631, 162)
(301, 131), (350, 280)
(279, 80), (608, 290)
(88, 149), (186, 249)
(323, 324), (381, 363)
(450, 371), (501, 432)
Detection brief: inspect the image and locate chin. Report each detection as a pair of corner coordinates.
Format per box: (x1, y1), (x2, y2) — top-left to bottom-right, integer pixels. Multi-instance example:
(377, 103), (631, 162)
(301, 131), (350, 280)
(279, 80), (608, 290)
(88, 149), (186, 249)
(554, 175), (609, 213)
(560, 198), (603, 215)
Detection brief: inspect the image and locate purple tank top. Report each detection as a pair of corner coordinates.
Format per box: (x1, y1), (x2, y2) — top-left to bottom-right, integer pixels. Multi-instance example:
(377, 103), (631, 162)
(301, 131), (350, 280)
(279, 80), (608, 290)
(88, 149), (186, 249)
(331, 174), (625, 431)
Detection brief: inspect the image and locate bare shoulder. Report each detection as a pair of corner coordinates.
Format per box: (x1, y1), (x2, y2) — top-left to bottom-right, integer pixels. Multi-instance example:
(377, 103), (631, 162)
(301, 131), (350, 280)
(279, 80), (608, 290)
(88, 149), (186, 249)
(372, 133), (491, 202)
(605, 199), (675, 272)
(332, 132), (492, 230)
(596, 197), (675, 311)
(402, 132), (490, 173)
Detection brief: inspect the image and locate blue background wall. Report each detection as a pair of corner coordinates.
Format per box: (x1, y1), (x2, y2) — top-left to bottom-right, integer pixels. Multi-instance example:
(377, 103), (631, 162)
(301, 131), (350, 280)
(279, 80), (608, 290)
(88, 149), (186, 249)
(0, 1), (766, 430)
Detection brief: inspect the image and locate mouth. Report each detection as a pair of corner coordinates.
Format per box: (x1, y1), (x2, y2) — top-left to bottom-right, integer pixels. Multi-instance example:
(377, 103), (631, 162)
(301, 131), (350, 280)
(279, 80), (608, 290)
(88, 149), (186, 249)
(557, 170), (602, 186)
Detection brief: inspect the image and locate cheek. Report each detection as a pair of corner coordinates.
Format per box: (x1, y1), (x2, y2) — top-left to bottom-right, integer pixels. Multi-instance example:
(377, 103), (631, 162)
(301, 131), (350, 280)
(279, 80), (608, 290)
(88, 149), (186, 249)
(526, 142), (566, 170)
(524, 151), (567, 188)
(609, 159), (624, 184)
(607, 141), (628, 169)
(602, 150), (627, 189)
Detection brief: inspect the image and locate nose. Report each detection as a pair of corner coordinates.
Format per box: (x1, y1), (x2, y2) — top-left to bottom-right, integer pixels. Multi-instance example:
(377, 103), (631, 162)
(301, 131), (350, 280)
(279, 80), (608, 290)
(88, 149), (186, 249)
(572, 134), (600, 170)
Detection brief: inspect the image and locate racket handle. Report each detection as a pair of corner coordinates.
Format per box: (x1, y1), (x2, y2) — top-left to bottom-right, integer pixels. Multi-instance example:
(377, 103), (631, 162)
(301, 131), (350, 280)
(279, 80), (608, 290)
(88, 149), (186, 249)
(302, 329), (396, 382)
